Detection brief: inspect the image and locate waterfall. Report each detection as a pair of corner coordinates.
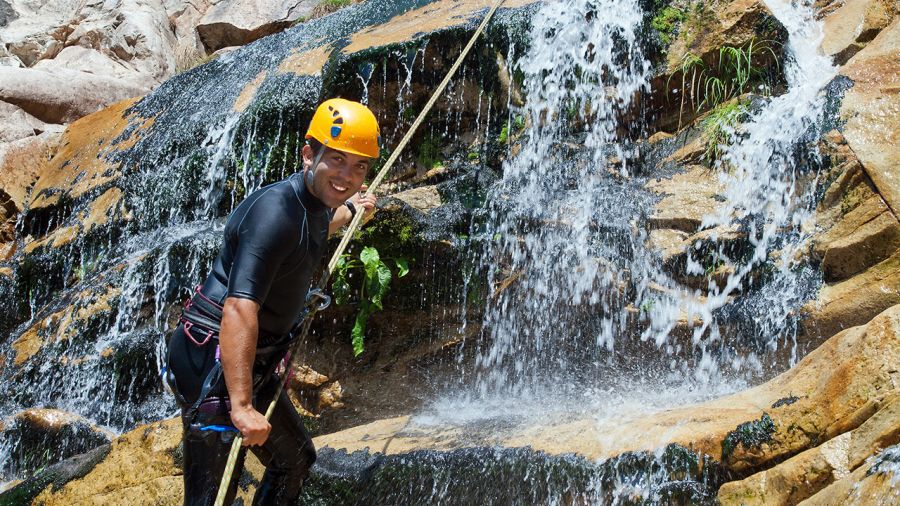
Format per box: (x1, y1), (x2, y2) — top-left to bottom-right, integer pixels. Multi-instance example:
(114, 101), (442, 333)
(434, 0), (836, 421)
(470, 0), (652, 403)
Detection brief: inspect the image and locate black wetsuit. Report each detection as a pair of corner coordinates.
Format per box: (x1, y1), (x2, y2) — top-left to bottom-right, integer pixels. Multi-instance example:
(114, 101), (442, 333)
(165, 172), (331, 505)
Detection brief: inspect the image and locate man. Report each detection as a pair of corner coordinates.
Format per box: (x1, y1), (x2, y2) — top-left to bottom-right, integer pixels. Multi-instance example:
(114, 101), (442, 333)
(164, 98), (380, 505)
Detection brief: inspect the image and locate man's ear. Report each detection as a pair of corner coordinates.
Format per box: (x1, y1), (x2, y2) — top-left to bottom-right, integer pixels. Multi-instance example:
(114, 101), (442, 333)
(301, 144), (314, 169)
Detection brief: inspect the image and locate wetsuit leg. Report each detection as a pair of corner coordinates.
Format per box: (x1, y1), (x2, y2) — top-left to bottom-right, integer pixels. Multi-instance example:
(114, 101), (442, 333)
(248, 380), (317, 505)
(181, 412), (248, 506)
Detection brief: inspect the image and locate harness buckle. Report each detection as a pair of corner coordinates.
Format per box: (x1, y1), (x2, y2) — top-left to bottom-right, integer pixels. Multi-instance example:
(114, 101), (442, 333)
(306, 289), (331, 311)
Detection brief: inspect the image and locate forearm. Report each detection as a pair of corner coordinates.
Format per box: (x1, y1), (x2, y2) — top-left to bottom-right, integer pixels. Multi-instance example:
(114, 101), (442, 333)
(219, 298), (259, 410)
(329, 204), (352, 236)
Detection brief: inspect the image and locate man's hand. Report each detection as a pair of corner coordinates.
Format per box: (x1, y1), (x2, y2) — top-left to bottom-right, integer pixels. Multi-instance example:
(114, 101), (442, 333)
(230, 405), (271, 447)
(328, 184), (378, 235)
(349, 184), (377, 219)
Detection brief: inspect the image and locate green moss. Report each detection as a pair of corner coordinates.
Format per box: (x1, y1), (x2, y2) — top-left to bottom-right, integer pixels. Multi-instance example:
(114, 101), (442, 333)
(652, 6), (686, 46)
(722, 413), (776, 460)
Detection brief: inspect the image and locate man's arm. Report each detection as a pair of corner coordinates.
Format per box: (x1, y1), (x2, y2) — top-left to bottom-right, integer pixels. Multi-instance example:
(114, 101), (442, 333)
(220, 296), (271, 446)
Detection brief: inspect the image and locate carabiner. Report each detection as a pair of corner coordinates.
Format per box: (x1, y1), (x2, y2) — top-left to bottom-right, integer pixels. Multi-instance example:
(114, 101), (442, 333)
(306, 288), (332, 311)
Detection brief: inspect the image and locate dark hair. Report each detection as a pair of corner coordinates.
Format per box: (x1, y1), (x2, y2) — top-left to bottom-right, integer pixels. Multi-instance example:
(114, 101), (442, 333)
(306, 137), (323, 152)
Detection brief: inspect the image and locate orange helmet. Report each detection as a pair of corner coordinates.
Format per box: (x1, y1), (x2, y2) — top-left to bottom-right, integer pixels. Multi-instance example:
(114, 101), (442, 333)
(305, 98), (381, 158)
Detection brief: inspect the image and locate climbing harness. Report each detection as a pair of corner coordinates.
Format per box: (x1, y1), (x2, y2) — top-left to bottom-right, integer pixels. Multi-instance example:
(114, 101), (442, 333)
(213, 1), (507, 503)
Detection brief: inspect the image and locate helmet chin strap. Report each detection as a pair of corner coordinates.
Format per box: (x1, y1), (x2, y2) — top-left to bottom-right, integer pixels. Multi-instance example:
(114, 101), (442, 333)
(305, 143), (328, 197)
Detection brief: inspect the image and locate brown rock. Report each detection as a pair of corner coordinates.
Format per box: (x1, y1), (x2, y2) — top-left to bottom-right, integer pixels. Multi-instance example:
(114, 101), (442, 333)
(646, 166), (723, 233)
(802, 252), (900, 340)
(291, 364), (329, 389)
(1, 408), (113, 477)
(648, 131), (674, 144)
(717, 396), (900, 505)
(0, 67), (145, 124)
(820, 0), (896, 64)
(839, 18), (900, 218)
(32, 418), (183, 505)
(0, 130), (61, 211)
(665, 0), (780, 72)
(341, 0), (540, 55)
(799, 448), (900, 505)
(390, 185), (443, 214)
(317, 381), (345, 411)
(196, 0), (318, 53)
(814, 192), (900, 281)
(28, 97), (152, 210)
(11, 286), (121, 365)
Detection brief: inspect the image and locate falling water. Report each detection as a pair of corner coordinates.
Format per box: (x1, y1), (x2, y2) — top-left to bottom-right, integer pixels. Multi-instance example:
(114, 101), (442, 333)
(471, 0), (652, 402)
(436, 0), (836, 422)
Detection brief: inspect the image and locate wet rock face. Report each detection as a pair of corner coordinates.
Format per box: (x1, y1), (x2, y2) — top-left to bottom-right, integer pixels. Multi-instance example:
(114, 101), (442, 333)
(8, 418), (183, 505)
(0, 409), (111, 480)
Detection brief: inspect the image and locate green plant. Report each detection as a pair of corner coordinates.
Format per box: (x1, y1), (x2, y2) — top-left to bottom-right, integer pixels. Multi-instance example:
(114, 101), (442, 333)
(416, 134), (443, 170)
(701, 99), (749, 163)
(332, 246), (409, 356)
(651, 6), (686, 46)
(467, 151), (480, 161)
(320, 0), (352, 8)
(668, 39), (777, 128)
(497, 115), (526, 144)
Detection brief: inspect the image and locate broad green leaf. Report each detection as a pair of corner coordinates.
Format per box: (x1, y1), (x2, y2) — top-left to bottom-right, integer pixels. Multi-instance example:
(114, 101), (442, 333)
(394, 258), (409, 278)
(369, 262), (391, 310)
(351, 307), (368, 356)
(360, 246), (380, 268)
(332, 275), (351, 306)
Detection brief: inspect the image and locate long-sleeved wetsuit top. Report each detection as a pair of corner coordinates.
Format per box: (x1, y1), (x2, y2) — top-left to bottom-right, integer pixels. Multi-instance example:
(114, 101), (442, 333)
(199, 172), (332, 337)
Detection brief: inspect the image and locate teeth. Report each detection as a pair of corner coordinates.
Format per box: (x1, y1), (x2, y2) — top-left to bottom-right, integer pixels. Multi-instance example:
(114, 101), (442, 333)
(331, 183), (347, 192)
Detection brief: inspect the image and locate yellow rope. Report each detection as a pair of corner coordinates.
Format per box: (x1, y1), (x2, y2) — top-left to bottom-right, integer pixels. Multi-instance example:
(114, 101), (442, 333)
(213, 1), (506, 503)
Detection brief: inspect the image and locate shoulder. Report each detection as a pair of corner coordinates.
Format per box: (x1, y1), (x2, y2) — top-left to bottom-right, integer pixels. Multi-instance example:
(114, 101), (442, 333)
(233, 180), (302, 240)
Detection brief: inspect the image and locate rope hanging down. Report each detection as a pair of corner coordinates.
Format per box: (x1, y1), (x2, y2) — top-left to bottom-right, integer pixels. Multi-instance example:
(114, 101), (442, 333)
(214, 1), (506, 503)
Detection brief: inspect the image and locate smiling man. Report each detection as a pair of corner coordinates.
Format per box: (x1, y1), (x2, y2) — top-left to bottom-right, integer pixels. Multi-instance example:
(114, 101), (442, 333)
(164, 98), (380, 505)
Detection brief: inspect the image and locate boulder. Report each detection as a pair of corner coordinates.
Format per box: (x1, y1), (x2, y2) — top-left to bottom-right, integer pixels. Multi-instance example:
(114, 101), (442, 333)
(646, 166), (724, 233)
(717, 395), (900, 505)
(389, 185), (443, 215)
(799, 444), (900, 505)
(816, 197), (899, 281)
(0, 67), (145, 124)
(802, 252), (900, 341)
(0, 0), (177, 126)
(838, 18), (900, 218)
(665, 0), (783, 71)
(28, 418), (183, 505)
(196, 0), (318, 53)
(0, 100), (50, 143)
(0, 130), (62, 210)
(0, 408), (112, 478)
(819, 0), (896, 64)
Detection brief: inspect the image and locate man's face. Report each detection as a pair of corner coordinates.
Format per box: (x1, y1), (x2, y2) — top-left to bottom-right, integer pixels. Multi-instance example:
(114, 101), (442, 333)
(302, 144), (372, 208)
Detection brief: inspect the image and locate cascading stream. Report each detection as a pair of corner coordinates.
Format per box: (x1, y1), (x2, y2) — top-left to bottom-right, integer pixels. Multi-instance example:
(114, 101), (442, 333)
(470, 0), (652, 402)
(438, 0), (836, 421)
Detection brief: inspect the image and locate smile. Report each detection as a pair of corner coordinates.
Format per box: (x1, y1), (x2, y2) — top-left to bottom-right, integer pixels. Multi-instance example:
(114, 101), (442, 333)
(331, 182), (348, 192)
